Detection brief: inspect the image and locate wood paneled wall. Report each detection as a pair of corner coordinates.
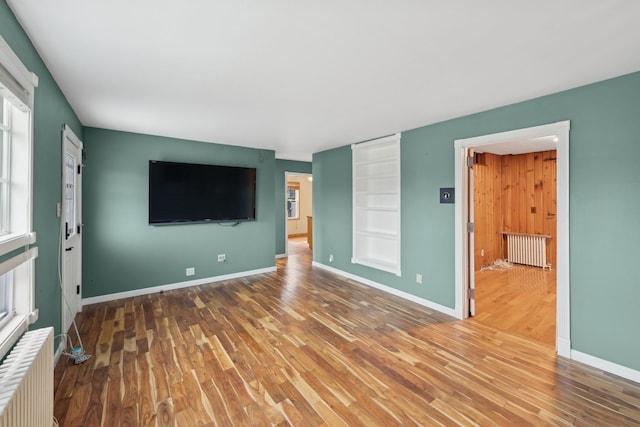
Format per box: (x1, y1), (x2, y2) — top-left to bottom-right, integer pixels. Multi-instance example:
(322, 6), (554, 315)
(473, 153), (503, 269)
(473, 150), (557, 270)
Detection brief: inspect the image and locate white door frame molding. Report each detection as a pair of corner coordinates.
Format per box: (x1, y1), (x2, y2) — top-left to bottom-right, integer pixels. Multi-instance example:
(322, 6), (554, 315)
(453, 120), (570, 358)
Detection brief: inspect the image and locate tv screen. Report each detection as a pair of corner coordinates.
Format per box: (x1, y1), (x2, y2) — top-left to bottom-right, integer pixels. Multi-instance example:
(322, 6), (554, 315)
(149, 160), (256, 225)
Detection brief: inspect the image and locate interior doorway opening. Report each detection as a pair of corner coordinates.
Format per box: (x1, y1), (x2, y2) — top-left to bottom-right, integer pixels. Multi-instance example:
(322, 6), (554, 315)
(284, 172), (313, 259)
(454, 121), (570, 357)
(471, 145), (557, 347)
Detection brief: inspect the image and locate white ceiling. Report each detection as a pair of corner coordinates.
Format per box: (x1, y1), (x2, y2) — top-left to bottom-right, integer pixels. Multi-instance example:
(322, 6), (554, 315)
(8, 1), (640, 161)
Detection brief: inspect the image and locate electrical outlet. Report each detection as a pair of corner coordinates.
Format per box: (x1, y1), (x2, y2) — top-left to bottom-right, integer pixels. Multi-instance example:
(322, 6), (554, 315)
(329, 254), (334, 263)
(56, 202), (61, 218)
(481, 249), (485, 257)
(186, 267), (195, 276)
(217, 254), (226, 263)
(416, 273), (423, 284)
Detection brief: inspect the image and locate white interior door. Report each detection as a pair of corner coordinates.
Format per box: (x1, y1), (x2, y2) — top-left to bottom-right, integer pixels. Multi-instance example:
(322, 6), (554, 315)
(61, 125), (83, 334)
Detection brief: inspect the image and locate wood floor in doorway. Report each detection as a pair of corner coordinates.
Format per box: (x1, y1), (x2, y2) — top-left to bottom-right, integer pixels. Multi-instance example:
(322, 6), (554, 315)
(53, 253), (640, 426)
(287, 235), (311, 256)
(474, 265), (556, 347)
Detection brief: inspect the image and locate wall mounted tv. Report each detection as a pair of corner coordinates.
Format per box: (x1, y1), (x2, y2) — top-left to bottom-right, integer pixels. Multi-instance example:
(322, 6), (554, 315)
(149, 160), (257, 225)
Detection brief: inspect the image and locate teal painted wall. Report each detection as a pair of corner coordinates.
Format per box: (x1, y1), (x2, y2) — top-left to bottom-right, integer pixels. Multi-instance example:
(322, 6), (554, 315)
(0, 1), (83, 338)
(4, 0), (640, 375)
(274, 159), (312, 255)
(82, 128), (276, 298)
(313, 71), (640, 371)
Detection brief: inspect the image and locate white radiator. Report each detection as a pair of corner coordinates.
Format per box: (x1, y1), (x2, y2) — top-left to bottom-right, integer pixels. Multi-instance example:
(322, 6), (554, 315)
(0, 327), (54, 427)
(503, 233), (551, 269)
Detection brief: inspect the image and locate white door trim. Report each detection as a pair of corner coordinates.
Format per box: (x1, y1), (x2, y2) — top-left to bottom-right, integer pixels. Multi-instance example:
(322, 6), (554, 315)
(454, 120), (570, 358)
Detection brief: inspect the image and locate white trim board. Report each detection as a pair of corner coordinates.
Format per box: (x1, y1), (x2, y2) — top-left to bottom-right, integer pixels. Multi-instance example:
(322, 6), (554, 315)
(276, 253), (287, 259)
(82, 266), (276, 306)
(312, 262), (457, 318)
(571, 350), (640, 385)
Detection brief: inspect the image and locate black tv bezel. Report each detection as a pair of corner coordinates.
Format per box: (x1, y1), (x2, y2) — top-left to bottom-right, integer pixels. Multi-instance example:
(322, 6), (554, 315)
(148, 160), (257, 226)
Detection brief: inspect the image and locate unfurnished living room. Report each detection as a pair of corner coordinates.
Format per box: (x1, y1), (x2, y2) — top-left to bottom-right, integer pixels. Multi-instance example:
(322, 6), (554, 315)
(1, 1), (640, 426)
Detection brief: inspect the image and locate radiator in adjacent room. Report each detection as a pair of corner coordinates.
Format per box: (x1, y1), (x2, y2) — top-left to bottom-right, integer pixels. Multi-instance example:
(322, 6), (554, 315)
(503, 232), (551, 269)
(0, 327), (54, 427)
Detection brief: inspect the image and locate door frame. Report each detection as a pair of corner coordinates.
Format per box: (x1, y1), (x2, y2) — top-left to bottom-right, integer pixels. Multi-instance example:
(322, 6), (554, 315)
(61, 124), (83, 334)
(284, 172), (312, 256)
(454, 120), (570, 357)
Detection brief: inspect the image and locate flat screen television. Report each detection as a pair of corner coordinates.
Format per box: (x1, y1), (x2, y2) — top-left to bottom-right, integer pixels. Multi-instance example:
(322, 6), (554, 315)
(149, 160), (257, 225)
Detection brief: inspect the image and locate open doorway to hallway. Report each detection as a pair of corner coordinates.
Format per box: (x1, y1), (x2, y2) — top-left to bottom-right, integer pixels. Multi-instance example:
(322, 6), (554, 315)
(285, 172), (313, 260)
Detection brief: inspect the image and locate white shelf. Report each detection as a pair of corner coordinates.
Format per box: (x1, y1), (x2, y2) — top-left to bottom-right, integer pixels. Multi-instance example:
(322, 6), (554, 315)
(355, 206), (398, 212)
(354, 173), (399, 180)
(354, 158), (399, 167)
(351, 256), (401, 276)
(355, 230), (398, 239)
(352, 134), (401, 275)
(355, 190), (397, 196)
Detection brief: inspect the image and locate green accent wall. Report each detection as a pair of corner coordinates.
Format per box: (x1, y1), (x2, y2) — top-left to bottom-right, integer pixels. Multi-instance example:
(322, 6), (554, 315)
(313, 71), (640, 371)
(82, 128), (275, 298)
(1, 1), (83, 338)
(274, 159), (312, 255)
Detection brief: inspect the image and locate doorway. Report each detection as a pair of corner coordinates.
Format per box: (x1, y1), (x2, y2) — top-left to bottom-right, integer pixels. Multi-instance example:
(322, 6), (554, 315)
(471, 146), (557, 347)
(61, 125), (83, 335)
(454, 121), (570, 357)
(284, 172), (313, 259)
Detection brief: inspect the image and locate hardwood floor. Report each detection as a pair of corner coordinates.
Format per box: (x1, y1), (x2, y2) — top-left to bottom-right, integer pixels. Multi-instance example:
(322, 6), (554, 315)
(287, 236), (311, 256)
(54, 251), (640, 426)
(474, 265), (556, 347)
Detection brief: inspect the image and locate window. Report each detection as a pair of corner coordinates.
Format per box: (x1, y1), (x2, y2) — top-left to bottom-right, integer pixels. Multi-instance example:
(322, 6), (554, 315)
(0, 98), (9, 234)
(63, 152), (76, 239)
(0, 35), (38, 358)
(352, 133), (401, 276)
(0, 271), (13, 326)
(287, 182), (300, 219)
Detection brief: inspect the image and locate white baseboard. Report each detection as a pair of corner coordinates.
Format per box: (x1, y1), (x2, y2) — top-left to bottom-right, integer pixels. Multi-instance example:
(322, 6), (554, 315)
(276, 253), (287, 259)
(312, 262), (457, 318)
(571, 350), (640, 384)
(82, 266), (277, 306)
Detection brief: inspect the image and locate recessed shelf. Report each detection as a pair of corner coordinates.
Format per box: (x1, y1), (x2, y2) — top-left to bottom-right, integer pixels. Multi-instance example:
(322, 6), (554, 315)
(355, 206), (398, 212)
(355, 158), (399, 167)
(352, 134), (401, 275)
(354, 173), (399, 180)
(351, 256), (401, 276)
(355, 191), (397, 196)
(355, 230), (398, 239)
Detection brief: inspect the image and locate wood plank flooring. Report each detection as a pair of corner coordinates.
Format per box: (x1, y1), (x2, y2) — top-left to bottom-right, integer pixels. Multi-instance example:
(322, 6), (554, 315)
(54, 250), (640, 426)
(474, 265), (556, 347)
(287, 236), (310, 256)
